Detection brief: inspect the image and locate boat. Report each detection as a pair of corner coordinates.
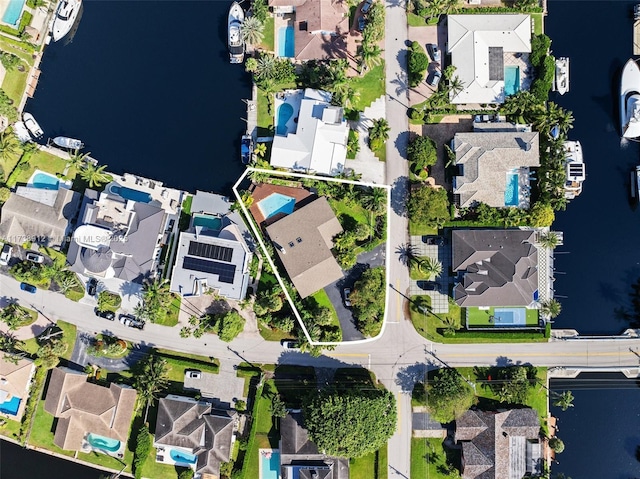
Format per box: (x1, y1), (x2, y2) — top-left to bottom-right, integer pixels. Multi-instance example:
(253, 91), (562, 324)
(53, 136), (84, 150)
(51, 0), (82, 43)
(620, 58), (640, 138)
(563, 140), (585, 200)
(241, 134), (252, 164)
(228, 2), (245, 64)
(554, 57), (570, 95)
(13, 121), (32, 143)
(23, 113), (43, 139)
(631, 165), (640, 201)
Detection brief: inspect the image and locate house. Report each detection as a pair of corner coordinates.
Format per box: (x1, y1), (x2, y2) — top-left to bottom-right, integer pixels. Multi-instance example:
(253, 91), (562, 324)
(280, 412), (350, 479)
(0, 356), (35, 421)
(269, 0), (349, 61)
(265, 196), (343, 298)
(0, 186), (80, 249)
(452, 229), (539, 307)
(270, 89), (349, 176)
(170, 191), (252, 300)
(452, 132), (539, 208)
(44, 367), (137, 455)
(455, 408), (542, 479)
(66, 188), (167, 284)
(154, 395), (237, 476)
(447, 14), (532, 104)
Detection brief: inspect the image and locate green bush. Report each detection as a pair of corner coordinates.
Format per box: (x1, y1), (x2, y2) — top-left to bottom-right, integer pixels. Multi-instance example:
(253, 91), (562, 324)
(408, 41), (429, 87)
(530, 34), (551, 68)
(407, 135), (438, 170)
(0, 187), (10, 203)
(133, 424), (151, 479)
(409, 108), (424, 121)
(18, 11), (32, 33)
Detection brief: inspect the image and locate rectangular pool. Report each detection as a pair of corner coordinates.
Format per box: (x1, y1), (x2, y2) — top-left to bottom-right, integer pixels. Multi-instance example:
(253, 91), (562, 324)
(493, 307), (526, 326)
(2, 0), (25, 26)
(504, 172), (519, 206)
(504, 65), (520, 97)
(278, 26), (294, 58)
(260, 450), (280, 479)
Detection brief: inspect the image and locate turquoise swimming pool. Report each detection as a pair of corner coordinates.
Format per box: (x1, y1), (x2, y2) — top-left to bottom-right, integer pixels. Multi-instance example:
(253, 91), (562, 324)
(110, 185), (152, 203)
(257, 193), (295, 219)
(193, 214), (222, 231)
(2, 0), (25, 26)
(87, 433), (121, 453)
(260, 450), (280, 479)
(504, 65), (520, 97)
(170, 448), (197, 465)
(30, 172), (60, 190)
(276, 103), (294, 136)
(0, 396), (20, 416)
(277, 26), (294, 58)
(504, 172), (519, 206)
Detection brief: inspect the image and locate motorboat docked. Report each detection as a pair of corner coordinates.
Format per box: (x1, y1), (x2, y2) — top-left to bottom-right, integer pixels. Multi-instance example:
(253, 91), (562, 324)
(23, 113), (43, 139)
(13, 121), (32, 143)
(554, 57), (569, 95)
(620, 58), (640, 138)
(228, 2), (245, 64)
(53, 136), (84, 150)
(563, 140), (585, 200)
(51, 0), (82, 43)
(241, 134), (252, 164)
(631, 165), (640, 201)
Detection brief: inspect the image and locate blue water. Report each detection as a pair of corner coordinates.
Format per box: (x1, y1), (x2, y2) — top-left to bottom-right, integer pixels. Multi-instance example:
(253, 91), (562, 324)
(30, 172), (60, 190)
(169, 448), (197, 464)
(258, 193), (295, 219)
(504, 173), (519, 206)
(276, 103), (294, 136)
(193, 214), (222, 231)
(87, 433), (121, 453)
(504, 65), (520, 96)
(0, 396), (20, 415)
(277, 26), (294, 58)
(2, 0), (24, 26)
(260, 451), (280, 479)
(110, 185), (152, 203)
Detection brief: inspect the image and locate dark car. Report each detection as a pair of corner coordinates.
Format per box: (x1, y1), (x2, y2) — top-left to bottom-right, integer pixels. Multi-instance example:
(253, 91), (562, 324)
(343, 288), (352, 307)
(361, 0), (373, 14)
(427, 43), (441, 63)
(20, 282), (37, 294)
(428, 69), (442, 87)
(417, 281), (440, 292)
(357, 15), (366, 31)
(87, 278), (98, 296)
(423, 236), (446, 246)
(95, 308), (115, 321)
(120, 314), (145, 330)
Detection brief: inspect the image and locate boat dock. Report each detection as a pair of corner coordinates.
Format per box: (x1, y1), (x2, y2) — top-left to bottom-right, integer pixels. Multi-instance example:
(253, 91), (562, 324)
(634, 5), (640, 55)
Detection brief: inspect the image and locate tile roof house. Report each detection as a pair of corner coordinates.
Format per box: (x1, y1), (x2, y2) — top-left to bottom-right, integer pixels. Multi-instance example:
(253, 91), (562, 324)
(452, 230), (538, 307)
(455, 408), (542, 479)
(66, 188), (166, 283)
(280, 412), (350, 479)
(0, 186), (80, 249)
(0, 356), (35, 421)
(265, 196), (343, 298)
(447, 14), (531, 104)
(44, 367), (137, 453)
(154, 395), (237, 477)
(270, 89), (349, 176)
(452, 132), (539, 208)
(269, 0), (349, 60)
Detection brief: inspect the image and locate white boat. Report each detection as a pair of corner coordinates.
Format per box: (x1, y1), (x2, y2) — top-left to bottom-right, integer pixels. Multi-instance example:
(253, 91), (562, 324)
(23, 113), (43, 139)
(228, 2), (245, 64)
(53, 136), (83, 150)
(13, 121), (32, 143)
(554, 57), (569, 95)
(620, 58), (640, 138)
(631, 165), (640, 201)
(563, 140), (585, 200)
(51, 0), (82, 43)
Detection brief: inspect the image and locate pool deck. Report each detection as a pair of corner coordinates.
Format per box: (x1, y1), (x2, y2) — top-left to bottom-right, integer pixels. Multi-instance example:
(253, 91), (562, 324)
(248, 182), (311, 224)
(105, 173), (184, 216)
(273, 89), (303, 137)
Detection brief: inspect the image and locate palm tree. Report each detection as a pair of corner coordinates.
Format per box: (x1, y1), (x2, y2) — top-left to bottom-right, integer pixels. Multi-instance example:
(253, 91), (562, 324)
(421, 256), (442, 279)
(66, 149), (91, 171)
(540, 298), (562, 319)
(255, 54), (276, 81)
(369, 118), (390, 149)
(358, 42), (383, 74)
(254, 142), (267, 157)
(361, 187), (386, 214)
(552, 390), (574, 411)
(502, 91), (541, 124)
(538, 231), (560, 249)
(133, 354), (169, 421)
(447, 76), (465, 98)
(0, 130), (20, 163)
(56, 273), (78, 294)
(80, 163), (111, 188)
(241, 16), (265, 46)
(395, 243), (424, 272)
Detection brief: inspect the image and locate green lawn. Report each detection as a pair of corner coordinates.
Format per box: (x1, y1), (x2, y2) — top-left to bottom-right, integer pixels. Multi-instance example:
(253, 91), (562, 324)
(408, 219), (439, 236)
(2, 66), (28, 105)
(159, 351), (220, 383)
(0, 148), (21, 182)
(258, 322), (294, 342)
(351, 447), (388, 479)
(330, 198), (369, 226)
(407, 12), (427, 26)
(0, 417), (22, 441)
(466, 307), (539, 328)
(258, 16), (275, 52)
(372, 143), (386, 162)
(0, 38), (35, 62)
(8, 150), (70, 187)
(155, 295), (181, 327)
(77, 448), (133, 474)
(57, 320), (77, 360)
(411, 438), (459, 479)
(350, 63), (386, 112)
(28, 400), (75, 457)
(409, 257), (435, 280)
(308, 289), (339, 329)
(257, 88), (274, 136)
(243, 380), (279, 479)
(532, 12), (543, 35)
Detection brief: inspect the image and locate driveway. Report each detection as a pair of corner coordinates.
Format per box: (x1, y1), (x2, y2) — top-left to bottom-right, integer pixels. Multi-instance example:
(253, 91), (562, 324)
(184, 360), (246, 409)
(70, 329), (149, 371)
(409, 235), (452, 313)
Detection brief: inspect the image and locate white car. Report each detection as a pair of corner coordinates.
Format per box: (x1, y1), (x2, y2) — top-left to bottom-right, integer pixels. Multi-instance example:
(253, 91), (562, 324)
(0, 244), (11, 266)
(282, 340), (300, 351)
(25, 252), (44, 264)
(429, 69), (442, 87)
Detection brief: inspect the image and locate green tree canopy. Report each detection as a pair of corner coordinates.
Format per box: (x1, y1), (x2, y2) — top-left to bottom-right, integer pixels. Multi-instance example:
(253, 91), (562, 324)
(407, 135), (438, 171)
(426, 367), (476, 423)
(350, 266), (386, 337)
(407, 186), (450, 229)
(302, 388), (396, 458)
(549, 436), (565, 453)
(408, 41), (429, 87)
(528, 202), (555, 227)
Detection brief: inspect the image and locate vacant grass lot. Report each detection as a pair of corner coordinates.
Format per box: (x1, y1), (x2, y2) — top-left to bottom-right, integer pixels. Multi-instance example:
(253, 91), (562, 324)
(351, 63), (385, 112)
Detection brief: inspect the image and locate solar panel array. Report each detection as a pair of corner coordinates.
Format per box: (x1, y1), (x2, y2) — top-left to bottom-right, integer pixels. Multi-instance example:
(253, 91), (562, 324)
(182, 257), (236, 283)
(188, 241), (233, 262)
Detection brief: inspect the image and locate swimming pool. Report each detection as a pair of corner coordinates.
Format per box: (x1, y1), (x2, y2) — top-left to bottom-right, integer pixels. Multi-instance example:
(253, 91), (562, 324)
(109, 185), (152, 203)
(504, 65), (520, 97)
(277, 26), (294, 58)
(0, 396), (21, 416)
(2, 0), (25, 26)
(504, 172), (519, 206)
(87, 433), (121, 453)
(260, 450), (280, 479)
(29, 171), (60, 190)
(493, 307), (526, 326)
(169, 448), (198, 465)
(276, 103), (294, 136)
(193, 214), (222, 231)
(257, 193), (295, 220)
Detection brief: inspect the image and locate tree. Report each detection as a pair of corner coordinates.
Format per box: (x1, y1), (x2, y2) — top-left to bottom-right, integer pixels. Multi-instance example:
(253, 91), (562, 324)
(271, 395), (287, 419)
(0, 186), (9, 203)
(0, 303), (31, 330)
(552, 390), (574, 411)
(501, 90), (542, 124)
(407, 135), (438, 171)
(80, 163), (111, 188)
(0, 52), (20, 71)
(137, 278), (173, 323)
(36, 338), (67, 369)
(369, 118), (390, 150)
(350, 266), (386, 337)
(426, 367), (475, 423)
(361, 186), (386, 215)
(134, 354), (169, 421)
(421, 256), (442, 280)
(241, 16), (265, 46)
(55, 272), (79, 294)
(549, 436), (565, 453)
(496, 366), (532, 404)
(528, 202), (555, 227)
(66, 149), (91, 171)
(0, 130), (20, 164)
(254, 142), (267, 157)
(358, 42), (383, 74)
(540, 299), (562, 319)
(302, 388), (396, 458)
(538, 231), (560, 249)
(446, 76), (465, 98)
(133, 424), (151, 479)
(407, 186), (450, 229)
(408, 41), (429, 87)
(214, 310), (246, 342)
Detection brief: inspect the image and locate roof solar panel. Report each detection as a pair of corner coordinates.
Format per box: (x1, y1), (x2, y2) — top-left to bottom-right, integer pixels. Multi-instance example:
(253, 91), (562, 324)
(188, 241), (233, 262)
(182, 256), (236, 283)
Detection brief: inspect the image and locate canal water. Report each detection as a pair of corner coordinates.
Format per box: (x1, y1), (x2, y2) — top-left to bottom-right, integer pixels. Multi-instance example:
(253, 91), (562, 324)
(25, 0), (250, 195)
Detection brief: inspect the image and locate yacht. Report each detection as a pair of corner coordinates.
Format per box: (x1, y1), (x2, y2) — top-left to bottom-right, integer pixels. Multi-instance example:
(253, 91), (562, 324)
(563, 140), (585, 200)
(13, 121), (32, 143)
(228, 2), (245, 64)
(631, 165), (640, 201)
(53, 136), (84, 150)
(620, 58), (640, 138)
(51, 0), (82, 43)
(241, 134), (252, 164)
(23, 113), (43, 139)
(554, 57), (569, 95)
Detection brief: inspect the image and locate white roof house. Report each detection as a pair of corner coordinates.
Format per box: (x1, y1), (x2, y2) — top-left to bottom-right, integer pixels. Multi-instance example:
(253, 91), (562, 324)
(447, 14), (531, 104)
(270, 89), (348, 176)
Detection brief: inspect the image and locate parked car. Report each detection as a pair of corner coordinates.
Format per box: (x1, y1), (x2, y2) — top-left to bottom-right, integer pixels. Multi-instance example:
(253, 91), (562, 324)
(361, 0), (373, 14)
(343, 288), (352, 307)
(427, 43), (441, 63)
(428, 69), (442, 87)
(0, 244), (11, 266)
(20, 282), (37, 294)
(357, 15), (366, 31)
(95, 308), (116, 320)
(281, 340), (300, 351)
(423, 236), (446, 246)
(25, 252), (44, 264)
(186, 370), (202, 379)
(119, 314), (145, 330)
(417, 281), (440, 292)
(87, 278), (98, 296)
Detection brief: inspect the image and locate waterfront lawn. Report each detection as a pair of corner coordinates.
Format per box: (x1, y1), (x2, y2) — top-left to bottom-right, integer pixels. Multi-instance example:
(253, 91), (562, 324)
(78, 448), (133, 474)
(0, 39), (34, 62)
(8, 150), (69, 187)
(257, 87), (274, 136)
(28, 400), (75, 457)
(411, 438), (460, 479)
(467, 306), (539, 328)
(350, 63), (386, 112)
(2, 66), (28, 105)
(351, 447), (388, 479)
(258, 16), (275, 52)
(0, 417), (22, 440)
(531, 12), (543, 35)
